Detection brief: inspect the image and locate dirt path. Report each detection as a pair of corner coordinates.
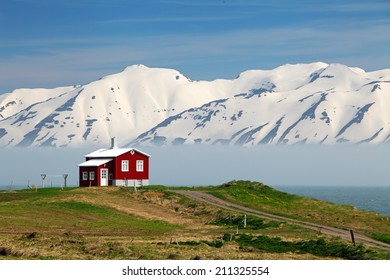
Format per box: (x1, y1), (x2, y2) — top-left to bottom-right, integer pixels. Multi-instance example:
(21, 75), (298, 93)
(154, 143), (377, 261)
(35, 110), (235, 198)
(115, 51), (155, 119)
(172, 190), (390, 250)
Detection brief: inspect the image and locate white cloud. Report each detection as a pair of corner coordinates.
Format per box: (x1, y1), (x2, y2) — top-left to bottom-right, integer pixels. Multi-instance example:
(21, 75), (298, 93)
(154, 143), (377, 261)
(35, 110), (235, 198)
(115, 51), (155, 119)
(99, 15), (243, 24)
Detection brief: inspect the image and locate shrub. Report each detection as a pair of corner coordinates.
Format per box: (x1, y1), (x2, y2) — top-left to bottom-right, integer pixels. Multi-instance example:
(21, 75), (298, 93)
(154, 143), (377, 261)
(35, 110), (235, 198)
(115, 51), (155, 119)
(236, 234), (371, 260)
(212, 213), (281, 229)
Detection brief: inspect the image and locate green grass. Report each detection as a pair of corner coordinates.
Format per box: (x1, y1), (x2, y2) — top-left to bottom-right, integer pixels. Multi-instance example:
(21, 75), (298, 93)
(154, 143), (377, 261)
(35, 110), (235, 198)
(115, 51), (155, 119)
(368, 233), (390, 244)
(39, 201), (173, 232)
(235, 234), (387, 260)
(200, 180), (390, 243)
(1, 182), (389, 260)
(211, 212), (282, 229)
(0, 188), (176, 236)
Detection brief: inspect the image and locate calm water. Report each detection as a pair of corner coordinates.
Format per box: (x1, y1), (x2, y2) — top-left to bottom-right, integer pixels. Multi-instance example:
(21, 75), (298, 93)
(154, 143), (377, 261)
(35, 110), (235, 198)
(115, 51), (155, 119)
(275, 185), (390, 216)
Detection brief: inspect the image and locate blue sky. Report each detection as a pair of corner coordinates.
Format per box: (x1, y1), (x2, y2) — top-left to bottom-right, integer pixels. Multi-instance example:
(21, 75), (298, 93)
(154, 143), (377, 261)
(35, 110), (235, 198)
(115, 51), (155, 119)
(0, 0), (389, 93)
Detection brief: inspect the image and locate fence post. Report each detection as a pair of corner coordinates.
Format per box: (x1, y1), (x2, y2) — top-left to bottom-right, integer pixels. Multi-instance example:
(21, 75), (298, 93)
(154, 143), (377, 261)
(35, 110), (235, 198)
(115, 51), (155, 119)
(63, 174), (68, 188)
(350, 229), (356, 246)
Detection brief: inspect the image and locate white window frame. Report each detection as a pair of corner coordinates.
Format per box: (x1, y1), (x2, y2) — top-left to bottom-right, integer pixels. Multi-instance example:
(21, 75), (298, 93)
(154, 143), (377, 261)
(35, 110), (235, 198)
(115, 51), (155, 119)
(89, 171), (95, 180)
(136, 160), (144, 172)
(82, 171), (88, 181)
(121, 160), (129, 172)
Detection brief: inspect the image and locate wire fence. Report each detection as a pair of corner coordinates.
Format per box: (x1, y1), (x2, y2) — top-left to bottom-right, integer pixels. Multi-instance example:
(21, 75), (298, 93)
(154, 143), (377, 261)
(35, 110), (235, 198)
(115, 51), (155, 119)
(0, 174), (74, 190)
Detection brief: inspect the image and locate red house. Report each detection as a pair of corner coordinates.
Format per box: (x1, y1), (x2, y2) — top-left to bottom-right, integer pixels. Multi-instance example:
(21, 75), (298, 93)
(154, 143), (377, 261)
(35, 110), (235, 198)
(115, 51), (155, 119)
(78, 138), (150, 187)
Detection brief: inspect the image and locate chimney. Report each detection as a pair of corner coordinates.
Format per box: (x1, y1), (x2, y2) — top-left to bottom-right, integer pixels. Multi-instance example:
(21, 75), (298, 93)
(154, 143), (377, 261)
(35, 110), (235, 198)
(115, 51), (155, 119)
(111, 137), (118, 149)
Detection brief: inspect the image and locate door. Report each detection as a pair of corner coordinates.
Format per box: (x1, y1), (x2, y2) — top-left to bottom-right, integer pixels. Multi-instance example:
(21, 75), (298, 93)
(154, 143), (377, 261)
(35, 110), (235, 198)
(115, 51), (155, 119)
(100, 168), (108, 186)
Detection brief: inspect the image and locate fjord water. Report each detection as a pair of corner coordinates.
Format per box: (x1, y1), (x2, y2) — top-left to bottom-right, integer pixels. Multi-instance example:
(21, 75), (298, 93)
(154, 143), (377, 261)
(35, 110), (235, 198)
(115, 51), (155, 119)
(275, 185), (390, 216)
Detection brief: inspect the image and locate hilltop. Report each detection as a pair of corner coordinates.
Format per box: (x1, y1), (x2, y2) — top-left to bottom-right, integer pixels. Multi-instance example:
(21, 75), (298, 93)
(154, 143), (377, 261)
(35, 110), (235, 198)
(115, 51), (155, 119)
(1, 63), (389, 147)
(0, 181), (389, 260)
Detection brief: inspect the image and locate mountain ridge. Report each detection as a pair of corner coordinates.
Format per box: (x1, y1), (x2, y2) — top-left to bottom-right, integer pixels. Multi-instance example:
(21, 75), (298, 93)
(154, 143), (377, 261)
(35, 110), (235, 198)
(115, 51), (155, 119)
(1, 62), (389, 148)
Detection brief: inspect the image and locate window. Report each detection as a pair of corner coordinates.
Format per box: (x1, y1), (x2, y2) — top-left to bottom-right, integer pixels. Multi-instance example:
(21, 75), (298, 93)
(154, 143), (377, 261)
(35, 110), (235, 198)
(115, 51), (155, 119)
(82, 172), (88, 181)
(136, 160), (144, 172)
(121, 160), (129, 172)
(89, 171), (95, 180)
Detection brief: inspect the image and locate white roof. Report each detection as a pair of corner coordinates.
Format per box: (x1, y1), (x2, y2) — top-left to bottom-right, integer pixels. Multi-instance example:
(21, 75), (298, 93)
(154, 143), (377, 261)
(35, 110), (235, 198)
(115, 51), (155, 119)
(85, 147), (150, 158)
(78, 159), (112, 167)
(85, 148), (131, 158)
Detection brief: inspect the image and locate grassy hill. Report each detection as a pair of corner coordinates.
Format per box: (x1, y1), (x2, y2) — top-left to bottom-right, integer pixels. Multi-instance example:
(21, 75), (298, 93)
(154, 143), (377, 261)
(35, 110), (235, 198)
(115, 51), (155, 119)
(205, 181), (390, 244)
(0, 181), (389, 260)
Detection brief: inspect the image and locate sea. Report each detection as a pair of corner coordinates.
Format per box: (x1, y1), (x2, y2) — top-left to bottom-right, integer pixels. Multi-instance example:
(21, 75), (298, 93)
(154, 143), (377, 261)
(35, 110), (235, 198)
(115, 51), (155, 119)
(275, 185), (390, 216)
(1, 184), (389, 216)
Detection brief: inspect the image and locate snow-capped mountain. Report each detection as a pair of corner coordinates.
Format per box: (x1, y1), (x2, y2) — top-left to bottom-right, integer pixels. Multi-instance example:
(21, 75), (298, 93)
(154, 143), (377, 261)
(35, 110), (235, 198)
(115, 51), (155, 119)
(1, 63), (389, 147)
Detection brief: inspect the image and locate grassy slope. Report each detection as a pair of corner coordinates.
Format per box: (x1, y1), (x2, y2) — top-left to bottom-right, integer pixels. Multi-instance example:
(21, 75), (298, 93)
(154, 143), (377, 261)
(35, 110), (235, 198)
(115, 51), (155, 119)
(0, 188), (174, 236)
(203, 180), (390, 242)
(0, 182), (389, 260)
